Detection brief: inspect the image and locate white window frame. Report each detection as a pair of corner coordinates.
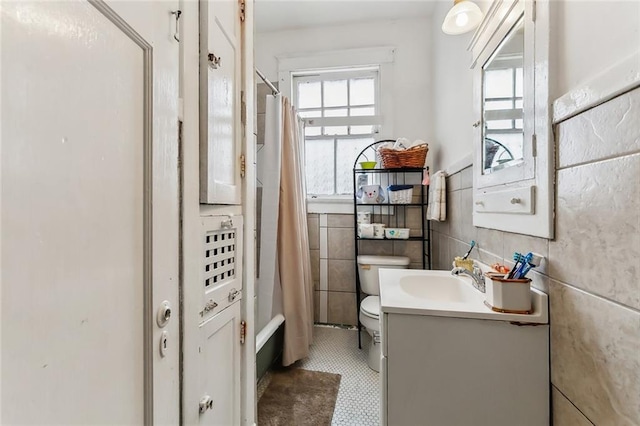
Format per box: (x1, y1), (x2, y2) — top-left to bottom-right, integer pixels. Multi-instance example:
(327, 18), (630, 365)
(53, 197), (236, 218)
(277, 47), (396, 214)
(293, 68), (380, 199)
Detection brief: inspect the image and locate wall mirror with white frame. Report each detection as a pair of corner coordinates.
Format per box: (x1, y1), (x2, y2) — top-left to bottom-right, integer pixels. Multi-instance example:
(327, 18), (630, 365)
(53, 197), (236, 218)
(469, 0), (553, 238)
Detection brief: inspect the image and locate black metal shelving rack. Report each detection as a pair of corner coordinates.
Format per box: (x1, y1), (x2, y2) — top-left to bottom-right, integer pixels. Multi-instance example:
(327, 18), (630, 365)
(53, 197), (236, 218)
(352, 140), (432, 348)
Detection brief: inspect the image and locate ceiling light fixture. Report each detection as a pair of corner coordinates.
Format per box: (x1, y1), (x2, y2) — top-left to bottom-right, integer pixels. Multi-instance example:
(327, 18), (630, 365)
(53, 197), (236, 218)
(442, 0), (483, 35)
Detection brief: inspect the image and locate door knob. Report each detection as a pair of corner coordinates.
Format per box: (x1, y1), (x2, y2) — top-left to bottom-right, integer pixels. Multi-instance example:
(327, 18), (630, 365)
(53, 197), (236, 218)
(157, 301), (172, 327)
(199, 395), (213, 413)
(208, 53), (221, 69)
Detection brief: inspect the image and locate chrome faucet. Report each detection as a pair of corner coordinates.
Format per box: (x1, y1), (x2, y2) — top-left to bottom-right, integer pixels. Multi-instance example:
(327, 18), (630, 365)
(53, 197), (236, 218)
(452, 265), (486, 293)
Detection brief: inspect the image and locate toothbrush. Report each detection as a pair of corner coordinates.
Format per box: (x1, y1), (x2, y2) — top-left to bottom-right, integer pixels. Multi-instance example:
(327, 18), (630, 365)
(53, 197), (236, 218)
(507, 252), (524, 279)
(518, 253), (543, 279)
(513, 253), (533, 279)
(461, 240), (476, 260)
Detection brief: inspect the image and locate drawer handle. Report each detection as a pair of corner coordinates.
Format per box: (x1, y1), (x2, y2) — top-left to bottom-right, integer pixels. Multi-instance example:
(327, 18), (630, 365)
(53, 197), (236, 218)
(200, 300), (218, 316)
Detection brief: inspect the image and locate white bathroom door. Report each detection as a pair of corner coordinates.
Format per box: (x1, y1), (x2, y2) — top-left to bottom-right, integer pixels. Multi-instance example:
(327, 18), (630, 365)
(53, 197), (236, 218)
(1, 1), (179, 424)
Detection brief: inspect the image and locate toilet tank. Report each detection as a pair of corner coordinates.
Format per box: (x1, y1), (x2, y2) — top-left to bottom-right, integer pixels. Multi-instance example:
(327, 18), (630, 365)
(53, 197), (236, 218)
(357, 255), (411, 295)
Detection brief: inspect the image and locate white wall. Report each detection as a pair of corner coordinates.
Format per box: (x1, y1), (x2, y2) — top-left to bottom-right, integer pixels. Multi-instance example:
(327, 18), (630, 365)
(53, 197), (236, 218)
(430, 1), (476, 172)
(255, 17), (434, 145)
(429, 0), (640, 171)
(551, 0), (640, 98)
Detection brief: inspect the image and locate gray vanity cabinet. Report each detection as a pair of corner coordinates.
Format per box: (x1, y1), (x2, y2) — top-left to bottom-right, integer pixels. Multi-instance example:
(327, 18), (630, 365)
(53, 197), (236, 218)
(380, 311), (549, 426)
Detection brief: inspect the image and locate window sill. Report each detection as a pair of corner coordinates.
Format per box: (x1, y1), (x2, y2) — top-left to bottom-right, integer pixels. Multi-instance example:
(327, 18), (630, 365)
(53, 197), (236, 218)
(306, 196), (353, 214)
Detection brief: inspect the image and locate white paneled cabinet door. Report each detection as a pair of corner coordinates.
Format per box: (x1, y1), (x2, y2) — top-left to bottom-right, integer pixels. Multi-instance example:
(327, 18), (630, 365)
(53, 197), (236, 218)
(200, 0), (243, 204)
(199, 301), (243, 425)
(198, 216), (243, 424)
(1, 1), (179, 424)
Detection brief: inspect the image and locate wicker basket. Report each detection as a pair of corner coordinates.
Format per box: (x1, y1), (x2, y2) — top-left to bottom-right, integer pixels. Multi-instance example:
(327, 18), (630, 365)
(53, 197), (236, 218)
(378, 144), (428, 169)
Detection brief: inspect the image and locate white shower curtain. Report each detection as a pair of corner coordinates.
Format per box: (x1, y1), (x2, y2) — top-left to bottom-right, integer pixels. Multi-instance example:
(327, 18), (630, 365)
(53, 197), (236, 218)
(278, 96), (314, 365)
(257, 94), (284, 335)
(257, 95), (313, 365)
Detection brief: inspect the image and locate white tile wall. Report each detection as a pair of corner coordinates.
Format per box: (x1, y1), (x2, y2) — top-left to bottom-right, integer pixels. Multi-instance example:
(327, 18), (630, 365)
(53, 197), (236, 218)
(431, 87), (640, 426)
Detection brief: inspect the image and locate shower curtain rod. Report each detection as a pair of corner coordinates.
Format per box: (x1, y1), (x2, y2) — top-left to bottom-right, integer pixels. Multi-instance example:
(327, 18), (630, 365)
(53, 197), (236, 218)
(255, 68), (280, 96)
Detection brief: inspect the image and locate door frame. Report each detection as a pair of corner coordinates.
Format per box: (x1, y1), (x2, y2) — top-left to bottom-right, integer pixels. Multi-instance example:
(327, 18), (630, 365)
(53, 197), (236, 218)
(240, 0), (257, 423)
(179, 0), (256, 424)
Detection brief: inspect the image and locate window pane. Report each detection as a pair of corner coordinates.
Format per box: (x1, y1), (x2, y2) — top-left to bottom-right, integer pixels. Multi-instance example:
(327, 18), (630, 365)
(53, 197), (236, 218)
(487, 120), (512, 130)
(350, 78), (375, 106)
(305, 139), (335, 195)
(305, 126), (322, 136)
(515, 68), (523, 97)
(298, 109), (321, 118)
(323, 80), (348, 107)
(350, 125), (373, 135)
(484, 69), (513, 98)
(297, 81), (321, 109)
(514, 119), (523, 129)
(350, 107), (375, 116)
(324, 108), (348, 117)
(324, 126), (348, 136)
(515, 99), (523, 109)
(335, 138), (374, 194)
(484, 100), (512, 111)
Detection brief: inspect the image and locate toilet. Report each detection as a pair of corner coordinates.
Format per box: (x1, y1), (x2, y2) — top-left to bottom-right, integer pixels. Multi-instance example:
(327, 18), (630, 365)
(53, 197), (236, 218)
(357, 255), (411, 371)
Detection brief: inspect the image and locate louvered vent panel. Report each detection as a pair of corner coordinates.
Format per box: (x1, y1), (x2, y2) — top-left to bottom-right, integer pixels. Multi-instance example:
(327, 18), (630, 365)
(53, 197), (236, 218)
(204, 229), (236, 289)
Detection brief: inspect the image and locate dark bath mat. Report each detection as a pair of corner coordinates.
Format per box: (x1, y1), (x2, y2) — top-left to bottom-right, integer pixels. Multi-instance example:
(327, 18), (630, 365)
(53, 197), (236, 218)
(258, 368), (341, 426)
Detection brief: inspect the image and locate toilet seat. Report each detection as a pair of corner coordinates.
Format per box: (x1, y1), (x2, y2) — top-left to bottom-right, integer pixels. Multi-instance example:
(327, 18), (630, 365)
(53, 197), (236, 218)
(359, 296), (381, 333)
(360, 296), (380, 319)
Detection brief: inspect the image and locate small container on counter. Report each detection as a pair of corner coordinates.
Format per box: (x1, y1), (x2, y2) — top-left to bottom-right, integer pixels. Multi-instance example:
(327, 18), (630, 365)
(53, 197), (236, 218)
(484, 272), (532, 314)
(453, 256), (474, 272)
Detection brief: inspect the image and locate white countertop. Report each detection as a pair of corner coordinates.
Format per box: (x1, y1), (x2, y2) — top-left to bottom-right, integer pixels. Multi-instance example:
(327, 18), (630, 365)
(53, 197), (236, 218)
(379, 269), (549, 324)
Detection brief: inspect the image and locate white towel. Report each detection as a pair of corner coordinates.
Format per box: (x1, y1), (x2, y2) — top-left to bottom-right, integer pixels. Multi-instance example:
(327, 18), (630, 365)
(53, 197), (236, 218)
(427, 170), (447, 221)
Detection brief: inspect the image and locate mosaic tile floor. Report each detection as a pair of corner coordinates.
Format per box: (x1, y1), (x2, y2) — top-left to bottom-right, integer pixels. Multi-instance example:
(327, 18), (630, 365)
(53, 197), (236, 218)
(295, 325), (380, 426)
(257, 326), (379, 425)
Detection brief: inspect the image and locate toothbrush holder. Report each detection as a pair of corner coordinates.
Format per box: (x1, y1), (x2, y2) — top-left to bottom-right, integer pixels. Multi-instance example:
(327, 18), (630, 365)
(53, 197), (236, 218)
(484, 272), (532, 314)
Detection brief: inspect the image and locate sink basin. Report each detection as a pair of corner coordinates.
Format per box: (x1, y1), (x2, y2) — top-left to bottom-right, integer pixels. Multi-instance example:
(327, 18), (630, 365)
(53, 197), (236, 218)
(378, 268), (548, 324)
(398, 274), (479, 303)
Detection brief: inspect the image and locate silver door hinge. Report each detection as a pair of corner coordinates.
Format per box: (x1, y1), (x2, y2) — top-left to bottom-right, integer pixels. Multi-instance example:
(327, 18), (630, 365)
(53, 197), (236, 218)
(240, 154), (246, 178)
(239, 0), (246, 22)
(240, 320), (246, 344)
(532, 134), (537, 157)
